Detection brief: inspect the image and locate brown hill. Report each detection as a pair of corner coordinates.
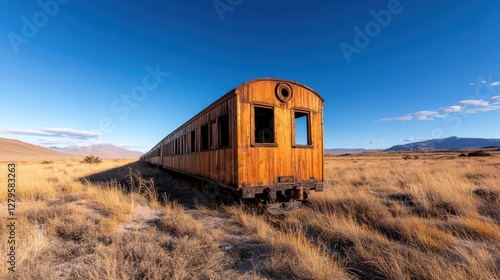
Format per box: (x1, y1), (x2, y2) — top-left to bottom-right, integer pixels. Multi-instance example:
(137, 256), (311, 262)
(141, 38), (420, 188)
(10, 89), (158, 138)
(0, 138), (77, 161)
(54, 144), (143, 159)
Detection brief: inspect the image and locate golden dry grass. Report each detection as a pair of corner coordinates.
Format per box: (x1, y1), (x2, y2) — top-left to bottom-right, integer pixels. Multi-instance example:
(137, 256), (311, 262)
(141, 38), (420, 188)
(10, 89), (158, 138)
(0, 150), (499, 279)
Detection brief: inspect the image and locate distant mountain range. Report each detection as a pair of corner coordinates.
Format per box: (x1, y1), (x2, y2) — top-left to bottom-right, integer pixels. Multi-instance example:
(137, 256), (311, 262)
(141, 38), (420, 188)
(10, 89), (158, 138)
(385, 136), (500, 151)
(51, 144), (143, 158)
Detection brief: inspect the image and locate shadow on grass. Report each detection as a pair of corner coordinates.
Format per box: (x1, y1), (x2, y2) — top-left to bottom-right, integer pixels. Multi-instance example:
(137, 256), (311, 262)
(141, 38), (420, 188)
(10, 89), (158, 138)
(79, 160), (209, 209)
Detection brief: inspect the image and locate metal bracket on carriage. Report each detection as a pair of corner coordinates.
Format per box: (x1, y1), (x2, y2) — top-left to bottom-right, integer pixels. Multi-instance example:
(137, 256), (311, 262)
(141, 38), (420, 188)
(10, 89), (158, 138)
(266, 200), (302, 215)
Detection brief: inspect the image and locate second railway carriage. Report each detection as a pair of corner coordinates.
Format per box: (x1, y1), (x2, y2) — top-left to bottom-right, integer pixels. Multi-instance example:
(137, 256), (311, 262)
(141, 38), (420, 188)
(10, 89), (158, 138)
(141, 78), (324, 213)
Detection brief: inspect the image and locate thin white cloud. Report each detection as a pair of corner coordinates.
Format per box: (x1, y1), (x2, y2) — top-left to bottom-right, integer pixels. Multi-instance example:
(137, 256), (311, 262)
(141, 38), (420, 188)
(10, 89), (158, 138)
(377, 116), (414, 122)
(466, 106), (500, 113)
(364, 140), (377, 144)
(491, 95), (500, 104)
(458, 100), (489, 107)
(413, 110), (442, 120)
(0, 128), (102, 139)
(469, 80), (488, 86)
(376, 96), (500, 122)
(439, 105), (462, 113)
(490, 81), (500, 86)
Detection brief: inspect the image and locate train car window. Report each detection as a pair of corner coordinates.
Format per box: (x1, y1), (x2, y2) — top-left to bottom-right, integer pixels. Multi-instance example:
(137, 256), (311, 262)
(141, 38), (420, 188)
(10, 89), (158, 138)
(201, 124), (209, 151)
(190, 131), (196, 153)
(254, 106), (275, 144)
(294, 111), (311, 146)
(218, 113), (230, 148)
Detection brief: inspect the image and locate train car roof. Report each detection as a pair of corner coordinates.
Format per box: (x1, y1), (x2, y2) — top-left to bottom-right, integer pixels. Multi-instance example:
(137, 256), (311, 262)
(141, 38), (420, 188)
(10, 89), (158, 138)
(239, 78), (324, 102)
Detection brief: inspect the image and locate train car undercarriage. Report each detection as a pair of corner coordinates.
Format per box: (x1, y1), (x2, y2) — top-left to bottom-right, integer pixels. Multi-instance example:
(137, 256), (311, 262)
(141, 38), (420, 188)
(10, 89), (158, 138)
(148, 163), (323, 215)
(241, 181), (324, 215)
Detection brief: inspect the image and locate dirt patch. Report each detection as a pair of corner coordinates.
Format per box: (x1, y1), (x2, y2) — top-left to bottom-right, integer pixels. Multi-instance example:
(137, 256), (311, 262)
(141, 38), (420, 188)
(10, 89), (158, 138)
(118, 206), (163, 232)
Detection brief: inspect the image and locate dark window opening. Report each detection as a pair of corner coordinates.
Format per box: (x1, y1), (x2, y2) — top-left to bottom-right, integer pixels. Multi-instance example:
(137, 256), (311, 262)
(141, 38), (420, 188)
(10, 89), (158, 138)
(254, 106), (274, 143)
(201, 124), (209, 151)
(190, 131), (196, 153)
(218, 114), (230, 148)
(294, 111), (310, 145)
(281, 88), (289, 98)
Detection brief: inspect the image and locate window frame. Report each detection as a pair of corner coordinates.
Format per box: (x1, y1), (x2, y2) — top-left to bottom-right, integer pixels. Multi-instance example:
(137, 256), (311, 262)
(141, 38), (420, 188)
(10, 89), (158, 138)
(200, 123), (210, 151)
(190, 130), (196, 153)
(292, 109), (313, 148)
(251, 103), (277, 147)
(218, 112), (231, 149)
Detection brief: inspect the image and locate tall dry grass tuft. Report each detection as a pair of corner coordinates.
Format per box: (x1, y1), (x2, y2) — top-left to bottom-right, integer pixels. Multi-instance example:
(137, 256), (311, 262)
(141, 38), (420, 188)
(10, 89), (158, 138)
(126, 168), (159, 208)
(84, 179), (136, 224)
(226, 206), (350, 279)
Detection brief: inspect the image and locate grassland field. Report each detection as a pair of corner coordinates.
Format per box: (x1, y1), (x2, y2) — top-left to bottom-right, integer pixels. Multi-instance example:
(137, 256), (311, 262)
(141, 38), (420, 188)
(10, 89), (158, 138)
(0, 150), (499, 279)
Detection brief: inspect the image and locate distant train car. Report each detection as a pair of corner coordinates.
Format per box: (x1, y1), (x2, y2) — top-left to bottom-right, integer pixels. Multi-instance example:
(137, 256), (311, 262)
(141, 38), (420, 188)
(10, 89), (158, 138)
(141, 78), (324, 213)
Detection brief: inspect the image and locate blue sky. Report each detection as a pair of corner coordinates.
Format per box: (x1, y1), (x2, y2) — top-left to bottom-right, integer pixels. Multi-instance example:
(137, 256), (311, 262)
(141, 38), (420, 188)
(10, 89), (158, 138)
(1, 0), (499, 152)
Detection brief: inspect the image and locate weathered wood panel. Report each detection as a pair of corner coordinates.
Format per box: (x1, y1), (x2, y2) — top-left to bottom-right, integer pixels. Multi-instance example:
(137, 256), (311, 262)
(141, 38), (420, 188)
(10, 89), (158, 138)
(160, 95), (238, 186)
(236, 79), (323, 189)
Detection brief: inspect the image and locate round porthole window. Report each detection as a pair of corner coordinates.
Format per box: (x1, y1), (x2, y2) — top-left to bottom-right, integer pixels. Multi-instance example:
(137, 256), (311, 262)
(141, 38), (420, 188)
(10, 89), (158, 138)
(275, 83), (293, 103)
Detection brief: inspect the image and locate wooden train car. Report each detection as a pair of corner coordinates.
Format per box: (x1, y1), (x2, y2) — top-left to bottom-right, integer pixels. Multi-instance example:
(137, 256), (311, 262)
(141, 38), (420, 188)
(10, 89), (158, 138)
(141, 78), (324, 213)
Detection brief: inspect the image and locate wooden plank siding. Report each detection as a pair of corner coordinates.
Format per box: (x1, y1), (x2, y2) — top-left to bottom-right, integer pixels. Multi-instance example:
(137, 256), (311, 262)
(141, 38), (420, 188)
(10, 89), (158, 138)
(236, 79), (324, 189)
(159, 95), (238, 187)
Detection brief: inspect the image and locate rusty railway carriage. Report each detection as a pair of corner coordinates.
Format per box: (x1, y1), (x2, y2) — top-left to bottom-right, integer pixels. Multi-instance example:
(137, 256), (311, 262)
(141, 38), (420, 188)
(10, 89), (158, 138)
(141, 78), (324, 213)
